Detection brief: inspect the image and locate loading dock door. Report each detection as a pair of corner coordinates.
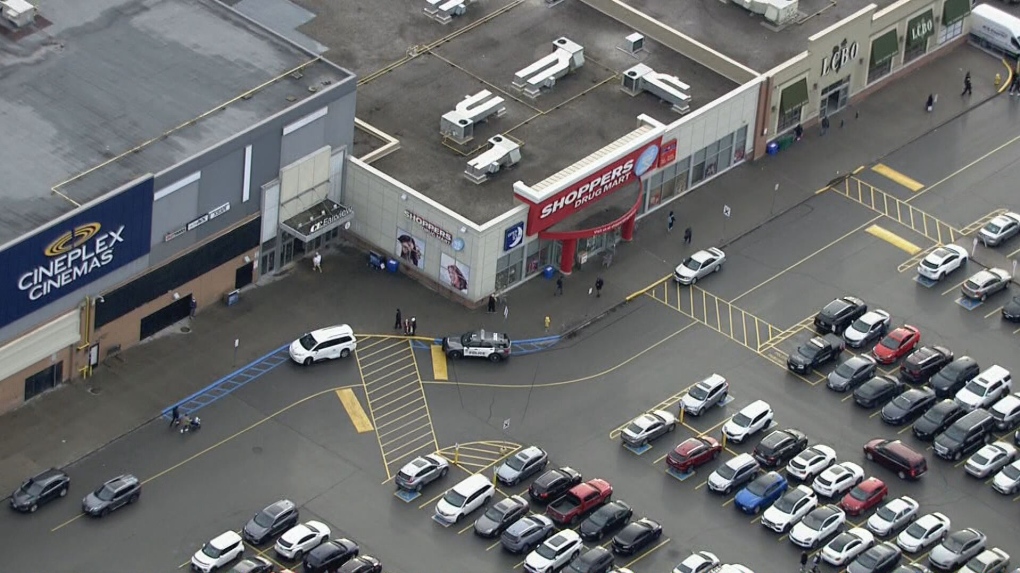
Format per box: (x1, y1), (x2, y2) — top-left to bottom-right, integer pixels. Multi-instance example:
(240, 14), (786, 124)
(235, 262), (254, 289)
(140, 295), (193, 340)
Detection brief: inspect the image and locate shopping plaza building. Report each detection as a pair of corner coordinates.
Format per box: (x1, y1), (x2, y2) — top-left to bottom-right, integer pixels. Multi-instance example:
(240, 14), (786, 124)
(0, 0), (980, 410)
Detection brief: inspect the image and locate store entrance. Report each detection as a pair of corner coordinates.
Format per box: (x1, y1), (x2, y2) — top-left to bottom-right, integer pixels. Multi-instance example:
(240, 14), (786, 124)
(140, 295), (193, 340)
(819, 76), (850, 118)
(577, 229), (622, 267)
(24, 362), (62, 401)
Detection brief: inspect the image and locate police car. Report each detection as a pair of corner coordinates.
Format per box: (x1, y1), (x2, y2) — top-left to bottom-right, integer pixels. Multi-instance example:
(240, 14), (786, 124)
(442, 330), (511, 362)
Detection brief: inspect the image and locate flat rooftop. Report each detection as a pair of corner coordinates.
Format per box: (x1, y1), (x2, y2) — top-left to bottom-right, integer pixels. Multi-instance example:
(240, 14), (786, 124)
(0, 0), (350, 246)
(623, 0), (898, 72)
(293, 0), (735, 225)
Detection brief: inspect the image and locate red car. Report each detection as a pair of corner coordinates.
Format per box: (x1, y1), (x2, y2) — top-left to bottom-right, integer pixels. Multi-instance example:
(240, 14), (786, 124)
(838, 477), (888, 516)
(666, 436), (722, 473)
(872, 325), (920, 364)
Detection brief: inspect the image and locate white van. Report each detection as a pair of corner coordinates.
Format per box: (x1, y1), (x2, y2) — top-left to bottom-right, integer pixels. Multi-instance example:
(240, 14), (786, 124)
(434, 473), (494, 524)
(971, 4), (1020, 59)
(289, 325), (357, 365)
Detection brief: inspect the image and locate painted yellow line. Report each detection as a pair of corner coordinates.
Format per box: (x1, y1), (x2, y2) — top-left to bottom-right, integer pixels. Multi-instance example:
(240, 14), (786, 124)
(941, 278), (968, 297)
(815, 186), (829, 195)
(624, 538), (670, 568)
(872, 163), (924, 192)
(865, 225), (921, 255)
(430, 344), (448, 381)
(336, 388), (374, 433)
(853, 165), (866, 175)
(1000, 58), (1014, 94)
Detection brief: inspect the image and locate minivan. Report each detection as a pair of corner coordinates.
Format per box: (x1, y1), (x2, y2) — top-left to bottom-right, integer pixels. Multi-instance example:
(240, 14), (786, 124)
(933, 409), (995, 461)
(863, 439), (927, 480)
(434, 473), (494, 524)
(289, 325), (357, 365)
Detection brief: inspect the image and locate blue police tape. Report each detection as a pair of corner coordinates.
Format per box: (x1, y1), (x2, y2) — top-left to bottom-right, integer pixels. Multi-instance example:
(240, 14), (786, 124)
(161, 344), (290, 418)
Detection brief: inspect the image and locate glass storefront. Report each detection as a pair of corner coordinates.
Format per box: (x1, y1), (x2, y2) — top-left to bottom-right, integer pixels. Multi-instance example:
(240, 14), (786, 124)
(497, 239), (556, 290)
(868, 29), (899, 84)
(819, 76), (850, 118)
(904, 10), (935, 64)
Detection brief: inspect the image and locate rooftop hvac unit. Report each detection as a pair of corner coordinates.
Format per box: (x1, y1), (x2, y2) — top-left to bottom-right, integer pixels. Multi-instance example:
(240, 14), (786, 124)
(624, 33), (645, 54)
(763, 0), (799, 25)
(1, 0), (37, 28)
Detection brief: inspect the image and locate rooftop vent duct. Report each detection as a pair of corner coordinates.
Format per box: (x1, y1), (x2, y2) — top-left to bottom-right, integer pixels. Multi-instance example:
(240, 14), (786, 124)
(464, 135), (521, 184)
(512, 37), (584, 99)
(424, 0), (472, 24)
(621, 64), (691, 115)
(1, 0), (37, 28)
(733, 0), (799, 25)
(622, 33), (645, 55)
(440, 90), (507, 144)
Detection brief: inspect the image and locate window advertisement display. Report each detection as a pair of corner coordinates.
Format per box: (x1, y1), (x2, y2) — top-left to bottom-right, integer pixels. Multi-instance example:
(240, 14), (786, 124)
(440, 253), (470, 294)
(395, 227), (426, 270)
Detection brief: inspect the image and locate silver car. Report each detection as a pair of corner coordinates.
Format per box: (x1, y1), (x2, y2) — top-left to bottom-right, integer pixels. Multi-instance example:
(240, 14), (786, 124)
(929, 528), (987, 571)
(961, 269), (1011, 301)
(978, 212), (1020, 247)
(497, 446), (549, 486)
(501, 514), (555, 553)
(674, 248), (725, 285)
(395, 454), (449, 492)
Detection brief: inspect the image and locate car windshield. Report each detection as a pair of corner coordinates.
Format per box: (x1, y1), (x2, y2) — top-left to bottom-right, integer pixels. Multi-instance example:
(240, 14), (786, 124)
(890, 394), (914, 408)
(855, 550), (879, 568)
(800, 512), (825, 529)
(921, 258), (939, 270)
(879, 334), (899, 348)
(746, 478), (771, 496)
(1004, 464), (1020, 479)
(298, 334), (317, 351)
(483, 506), (505, 521)
(95, 485), (116, 501)
(798, 345), (820, 358)
(876, 504), (902, 521)
(850, 318), (872, 332)
(201, 542), (223, 559)
(849, 486), (871, 501)
(943, 425), (967, 441)
(834, 362), (857, 377)
(716, 464), (737, 479)
(731, 413), (752, 427)
(904, 522), (927, 538)
(985, 222), (1004, 234)
(625, 423), (644, 435)
(682, 258), (703, 271)
(587, 509), (610, 527)
(963, 381), (988, 396)
(536, 542), (559, 559)
(689, 385), (710, 400)
(443, 491), (467, 508)
(944, 534), (968, 552)
(772, 494), (797, 513)
(21, 480), (44, 496)
(506, 456), (526, 471)
(964, 279), (981, 291)
(253, 510), (276, 528)
(970, 452), (990, 465)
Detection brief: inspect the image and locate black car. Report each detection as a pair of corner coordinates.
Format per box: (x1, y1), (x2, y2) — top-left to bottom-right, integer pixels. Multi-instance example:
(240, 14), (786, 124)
(473, 495), (529, 538)
(848, 542), (902, 573)
(900, 346), (954, 384)
(229, 557), (274, 573)
(81, 474), (140, 517)
(828, 355), (878, 392)
(10, 468), (70, 513)
(528, 467), (582, 503)
(303, 538), (360, 573)
(611, 518), (663, 556)
(929, 356), (980, 399)
(912, 400), (967, 441)
(753, 429), (809, 468)
(568, 547), (615, 573)
(881, 388), (937, 425)
(1003, 296), (1020, 322)
(815, 296), (868, 334)
(337, 555), (382, 573)
(579, 500), (633, 541)
(854, 376), (906, 408)
(243, 499), (298, 544)
(788, 334), (844, 374)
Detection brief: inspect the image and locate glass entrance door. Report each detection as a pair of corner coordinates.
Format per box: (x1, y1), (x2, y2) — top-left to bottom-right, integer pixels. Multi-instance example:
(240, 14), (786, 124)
(819, 77), (850, 118)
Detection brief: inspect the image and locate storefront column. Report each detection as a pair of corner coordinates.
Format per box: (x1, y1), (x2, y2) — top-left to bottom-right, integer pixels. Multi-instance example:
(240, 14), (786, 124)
(621, 213), (637, 241)
(558, 238), (577, 275)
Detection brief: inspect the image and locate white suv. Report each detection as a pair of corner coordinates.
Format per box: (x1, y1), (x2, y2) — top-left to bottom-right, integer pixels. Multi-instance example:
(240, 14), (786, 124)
(289, 325), (357, 365)
(434, 473), (494, 524)
(191, 531), (244, 572)
(524, 529), (583, 573)
(722, 400), (774, 443)
(955, 365), (1012, 411)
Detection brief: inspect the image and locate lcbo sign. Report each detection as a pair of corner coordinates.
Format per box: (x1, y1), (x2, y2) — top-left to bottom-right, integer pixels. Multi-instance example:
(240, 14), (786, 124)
(524, 139), (661, 235)
(821, 41), (859, 76)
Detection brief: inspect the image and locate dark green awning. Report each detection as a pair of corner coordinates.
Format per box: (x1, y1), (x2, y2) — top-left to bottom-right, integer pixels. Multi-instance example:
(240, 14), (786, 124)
(779, 78), (809, 115)
(942, 0), (970, 25)
(871, 30), (899, 66)
(906, 10), (935, 47)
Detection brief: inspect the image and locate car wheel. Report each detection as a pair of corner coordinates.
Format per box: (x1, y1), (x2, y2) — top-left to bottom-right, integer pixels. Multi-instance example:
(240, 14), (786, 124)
(59, 487), (68, 498)
(981, 293), (988, 302)
(866, 452), (874, 461)
(898, 470), (906, 480)
(715, 264), (722, 273)
(668, 424), (676, 432)
(448, 351), (462, 360)
(953, 451), (962, 461)
(29, 504), (37, 513)
(489, 353), (503, 363)
(100, 507), (110, 518)
(340, 348), (351, 359)
(455, 512), (463, 523)
(712, 450), (720, 460)
(690, 276), (697, 285)
(129, 493), (139, 504)
(752, 505), (761, 515)
(440, 467), (449, 477)
(415, 482), (423, 493)
(938, 272), (945, 280)
(723, 485), (732, 495)
(718, 392), (728, 404)
(303, 357), (312, 366)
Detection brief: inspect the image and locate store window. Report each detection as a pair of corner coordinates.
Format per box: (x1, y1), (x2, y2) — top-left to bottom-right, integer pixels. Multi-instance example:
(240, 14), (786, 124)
(868, 29), (898, 84)
(525, 240), (542, 276)
(777, 78), (809, 133)
(672, 156), (691, 198)
(733, 126), (748, 163)
(904, 10), (935, 64)
(496, 246), (524, 290)
(691, 148), (706, 186)
(25, 362), (62, 401)
(938, 0), (969, 45)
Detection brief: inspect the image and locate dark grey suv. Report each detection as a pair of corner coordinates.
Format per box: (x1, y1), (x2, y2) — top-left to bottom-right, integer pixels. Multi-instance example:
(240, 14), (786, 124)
(82, 474), (140, 517)
(500, 514), (555, 553)
(11, 468), (70, 513)
(243, 499), (298, 544)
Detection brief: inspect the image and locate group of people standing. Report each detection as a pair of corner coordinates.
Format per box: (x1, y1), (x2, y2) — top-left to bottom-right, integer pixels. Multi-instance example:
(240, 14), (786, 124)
(394, 309), (417, 336)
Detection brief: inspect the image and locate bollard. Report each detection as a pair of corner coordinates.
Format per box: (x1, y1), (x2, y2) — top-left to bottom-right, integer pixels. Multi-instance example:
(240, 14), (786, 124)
(722, 433), (727, 449)
(679, 407), (685, 425)
(454, 443), (460, 465)
(995, 73), (1002, 88)
(492, 468), (498, 487)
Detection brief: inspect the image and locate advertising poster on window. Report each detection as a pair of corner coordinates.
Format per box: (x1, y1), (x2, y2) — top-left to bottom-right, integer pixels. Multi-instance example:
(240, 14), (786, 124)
(440, 253), (470, 294)
(395, 227), (426, 269)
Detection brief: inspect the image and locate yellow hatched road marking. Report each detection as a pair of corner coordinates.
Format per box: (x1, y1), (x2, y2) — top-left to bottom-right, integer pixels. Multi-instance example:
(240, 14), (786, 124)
(865, 225), (921, 255)
(834, 178), (959, 244)
(336, 388), (374, 433)
(430, 344), (448, 380)
(872, 163), (924, 191)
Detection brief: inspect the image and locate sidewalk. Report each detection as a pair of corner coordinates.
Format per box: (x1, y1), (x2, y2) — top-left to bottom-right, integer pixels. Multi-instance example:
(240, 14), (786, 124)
(0, 44), (1008, 496)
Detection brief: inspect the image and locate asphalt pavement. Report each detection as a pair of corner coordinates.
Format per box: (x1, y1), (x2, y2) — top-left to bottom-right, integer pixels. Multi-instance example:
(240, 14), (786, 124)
(1, 43), (1019, 573)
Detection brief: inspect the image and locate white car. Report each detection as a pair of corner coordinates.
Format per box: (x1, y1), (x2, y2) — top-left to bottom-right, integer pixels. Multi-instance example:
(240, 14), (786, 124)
(524, 529), (582, 573)
(621, 409), (677, 447)
(978, 211), (1020, 247)
(274, 520), (330, 560)
(965, 442), (1019, 478)
(722, 400), (774, 444)
(191, 531), (244, 573)
(790, 504), (846, 549)
(960, 548), (1011, 573)
(786, 445), (837, 481)
(896, 512), (951, 553)
(812, 462), (864, 498)
(674, 247), (726, 285)
(434, 473), (494, 524)
(866, 496), (920, 537)
(672, 551), (720, 573)
(680, 374), (729, 416)
(289, 325), (357, 365)
(761, 485), (818, 533)
(917, 245), (968, 281)
(956, 368), (1013, 411)
(992, 459), (1020, 495)
(843, 310), (891, 348)
(822, 527), (876, 566)
(990, 393), (1020, 431)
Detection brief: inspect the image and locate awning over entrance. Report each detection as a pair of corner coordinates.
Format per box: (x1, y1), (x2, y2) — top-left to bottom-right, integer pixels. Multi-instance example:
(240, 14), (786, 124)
(870, 30), (899, 66)
(279, 199), (354, 243)
(538, 181), (641, 240)
(906, 10), (935, 47)
(779, 78), (809, 115)
(942, 0), (970, 25)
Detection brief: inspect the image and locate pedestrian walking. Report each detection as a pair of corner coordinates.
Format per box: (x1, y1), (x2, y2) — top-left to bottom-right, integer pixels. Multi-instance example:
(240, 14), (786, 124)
(312, 251), (322, 272)
(189, 297), (197, 319)
(554, 276), (564, 296)
(683, 226), (692, 244)
(926, 94), (935, 112)
(404, 318), (411, 335)
(794, 124), (803, 141)
(820, 115), (830, 135)
(170, 405), (180, 428)
(811, 554), (821, 567)
(962, 71), (972, 96)
(595, 277), (604, 298)
(667, 210), (675, 233)
(410, 317), (417, 336)
(487, 294), (497, 313)
(799, 551), (808, 571)
(394, 308), (402, 330)
(1011, 75), (1020, 96)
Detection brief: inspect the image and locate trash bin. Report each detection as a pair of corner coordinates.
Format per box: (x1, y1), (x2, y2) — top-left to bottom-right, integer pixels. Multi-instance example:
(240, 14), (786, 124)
(542, 265), (556, 279)
(223, 289), (240, 307)
(777, 134), (796, 150)
(386, 258), (400, 273)
(766, 142), (779, 155)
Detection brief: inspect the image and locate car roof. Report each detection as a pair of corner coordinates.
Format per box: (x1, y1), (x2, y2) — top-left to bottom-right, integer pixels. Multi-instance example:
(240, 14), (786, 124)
(977, 365), (1010, 381)
(728, 453), (757, 468)
(857, 477), (885, 492)
(547, 529), (581, 547)
(517, 446), (545, 460)
(106, 474), (138, 488)
(927, 246), (963, 262)
(858, 310), (887, 323)
(495, 495), (527, 511)
(211, 530), (242, 548)
(265, 499), (296, 515)
(453, 473), (493, 494)
(697, 374), (726, 389)
(309, 324), (354, 339)
(691, 249), (716, 262)
(738, 400), (771, 416)
(32, 468), (67, 483)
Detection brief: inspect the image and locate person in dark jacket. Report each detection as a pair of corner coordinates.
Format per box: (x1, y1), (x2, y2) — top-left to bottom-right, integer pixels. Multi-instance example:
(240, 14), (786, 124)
(595, 277), (604, 298)
(394, 308), (402, 330)
(487, 294), (496, 313)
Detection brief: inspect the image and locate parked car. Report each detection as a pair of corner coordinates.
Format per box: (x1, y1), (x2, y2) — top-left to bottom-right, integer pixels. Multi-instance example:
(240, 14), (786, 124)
(435, 473), (495, 524)
(708, 453), (761, 495)
(674, 248), (726, 285)
(546, 479), (613, 525)
(191, 531), (244, 573)
(579, 500), (633, 541)
(823, 527), (876, 567)
(529, 467), (582, 503)
(274, 521), (330, 561)
(790, 504), (847, 549)
(395, 454), (449, 492)
(900, 346), (954, 384)
(929, 529), (987, 570)
(788, 334), (844, 373)
(917, 245), (968, 281)
(881, 388), (937, 425)
(243, 499), (298, 544)
(228, 557), (273, 573)
(497, 446), (549, 486)
(568, 546), (615, 573)
(962, 269), (1012, 301)
(978, 211), (1020, 246)
(844, 310), (891, 348)
(964, 442), (1019, 479)
(289, 325), (357, 365)
(955, 366), (1012, 411)
(611, 518), (663, 555)
(829, 355), (879, 392)
(786, 444), (837, 481)
(864, 439), (928, 480)
(761, 485), (818, 533)
(815, 296), (868, 334)
(930, 357), (981, 398)
(848, 542), (902, 573)
(524, 530), (583, 573)
(302, 538), (359, 573)
(501, 514), (556, 554)
(840, 477), (888, 516)
(866, 496), (920, 537)
(752, 429), (808, 468)
(855, 376), (906, 408)
(442, 329), (512, 362)
(620, 410), (677, 447)
(474, 495), (530, 538)
(337, 555), (382, 573)
(991, 460), (1020, 495)
(680, 374), (729, 415)
(873, 326), (921, 364)
(813, 462), (864, 498)
(10, 468), (70, 513)
(959, 548), (1011, 573)
(897, 513), (951, 553)
(671, 551), (720, 573)
(912, 400), (966, 441)
(734, 471), (788, 514)
(81, 474), (140, 518)
(990, 393), (1020, 430)
(1002, 296), (1020, 322)
(722, 400), (774, 444)
(666, 437), (722, 474)
(934, 409), (996, 461)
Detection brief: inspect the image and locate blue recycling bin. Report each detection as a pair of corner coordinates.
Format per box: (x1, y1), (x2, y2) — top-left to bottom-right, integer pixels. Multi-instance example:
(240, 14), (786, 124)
(542, 265), (556, 279)
(386, 258), (399, 273)
(766, 141), (780, 155)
